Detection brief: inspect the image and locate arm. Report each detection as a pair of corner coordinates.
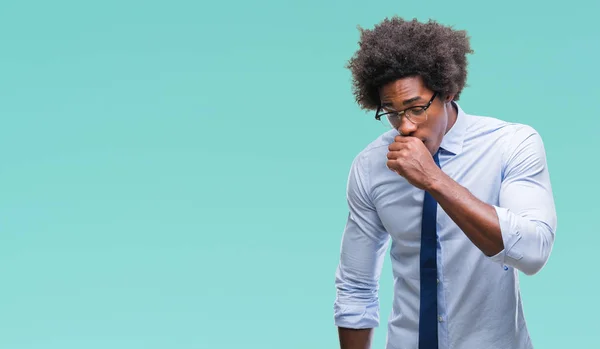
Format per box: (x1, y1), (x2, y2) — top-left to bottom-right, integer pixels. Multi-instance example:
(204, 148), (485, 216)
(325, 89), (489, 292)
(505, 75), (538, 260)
(334, 153), (390, 349)
(338, 328), (373, 349)
(427, 126), (557, 275)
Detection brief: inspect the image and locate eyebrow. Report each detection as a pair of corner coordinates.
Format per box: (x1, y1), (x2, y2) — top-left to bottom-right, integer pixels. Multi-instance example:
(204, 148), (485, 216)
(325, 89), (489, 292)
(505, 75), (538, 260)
(381, 96), (423, 108)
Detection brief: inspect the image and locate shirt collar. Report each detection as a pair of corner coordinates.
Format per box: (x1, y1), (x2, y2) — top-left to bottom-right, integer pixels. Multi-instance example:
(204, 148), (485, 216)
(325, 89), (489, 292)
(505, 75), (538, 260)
(439, 102), (469, 155)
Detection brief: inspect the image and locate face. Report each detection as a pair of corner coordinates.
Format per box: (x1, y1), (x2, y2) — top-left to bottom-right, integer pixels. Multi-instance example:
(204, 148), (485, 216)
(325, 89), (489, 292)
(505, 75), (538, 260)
(378, 75), (456, 155)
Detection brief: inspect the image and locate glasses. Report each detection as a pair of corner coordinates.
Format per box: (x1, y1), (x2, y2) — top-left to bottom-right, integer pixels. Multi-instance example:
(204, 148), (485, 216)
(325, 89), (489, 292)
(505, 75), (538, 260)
(375, 92), (438, 129)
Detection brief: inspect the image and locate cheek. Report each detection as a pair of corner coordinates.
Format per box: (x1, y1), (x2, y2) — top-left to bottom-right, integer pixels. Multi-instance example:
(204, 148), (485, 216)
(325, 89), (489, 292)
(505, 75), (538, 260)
(422, 114), (446, 138)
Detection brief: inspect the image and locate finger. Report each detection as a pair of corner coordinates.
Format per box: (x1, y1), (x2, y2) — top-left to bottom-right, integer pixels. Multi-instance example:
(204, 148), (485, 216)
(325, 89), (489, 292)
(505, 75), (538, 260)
(386, 160), (397, 171)
(394, 135), (403, 143)
(394, 136), (420, 143)
(394, 135), (413, 143)
(386, 150), (404, 160)
(388, 141), (407, 151)
(386, 160), (403, 175)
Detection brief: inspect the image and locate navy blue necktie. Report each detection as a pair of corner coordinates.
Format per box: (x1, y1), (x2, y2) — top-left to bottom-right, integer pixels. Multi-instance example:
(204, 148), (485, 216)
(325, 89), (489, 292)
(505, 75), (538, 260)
(419, 150), (440, 349)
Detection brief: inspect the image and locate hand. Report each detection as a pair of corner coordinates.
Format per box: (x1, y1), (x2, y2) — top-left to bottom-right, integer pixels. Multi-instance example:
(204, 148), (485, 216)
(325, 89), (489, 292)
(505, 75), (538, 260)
(386, 135), (442, 190)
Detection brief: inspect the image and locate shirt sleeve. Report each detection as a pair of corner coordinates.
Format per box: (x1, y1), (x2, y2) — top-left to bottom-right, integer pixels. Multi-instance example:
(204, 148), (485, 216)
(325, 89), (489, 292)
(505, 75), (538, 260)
(334, 152), (390, 329)
(488, 125), (557, 275)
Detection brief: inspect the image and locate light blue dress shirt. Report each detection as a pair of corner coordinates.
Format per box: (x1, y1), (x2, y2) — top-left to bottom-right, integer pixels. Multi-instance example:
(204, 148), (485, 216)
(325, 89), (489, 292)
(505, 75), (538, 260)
(334, 103), (557, 349)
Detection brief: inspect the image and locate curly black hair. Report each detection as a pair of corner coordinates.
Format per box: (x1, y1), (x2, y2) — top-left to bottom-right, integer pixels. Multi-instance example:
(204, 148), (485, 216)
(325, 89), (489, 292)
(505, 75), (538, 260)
(346, 17), (474, 111)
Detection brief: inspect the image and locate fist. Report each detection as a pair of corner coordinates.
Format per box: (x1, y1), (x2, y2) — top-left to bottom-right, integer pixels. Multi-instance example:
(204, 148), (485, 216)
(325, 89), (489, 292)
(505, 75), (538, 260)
(386, 136), (441, 190)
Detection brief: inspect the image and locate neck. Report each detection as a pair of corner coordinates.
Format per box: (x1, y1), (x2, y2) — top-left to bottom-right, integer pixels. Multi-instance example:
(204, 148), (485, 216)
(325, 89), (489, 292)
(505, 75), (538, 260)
(445, 101), (458, 134)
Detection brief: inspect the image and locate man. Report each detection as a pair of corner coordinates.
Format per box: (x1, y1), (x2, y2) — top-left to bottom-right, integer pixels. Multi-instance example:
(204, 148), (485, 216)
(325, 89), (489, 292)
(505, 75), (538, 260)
(333, 17), (557, 349)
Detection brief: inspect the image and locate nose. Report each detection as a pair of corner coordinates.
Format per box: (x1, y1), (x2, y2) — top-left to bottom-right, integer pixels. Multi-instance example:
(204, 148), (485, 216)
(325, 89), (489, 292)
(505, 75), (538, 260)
(397, 115), (417, 136)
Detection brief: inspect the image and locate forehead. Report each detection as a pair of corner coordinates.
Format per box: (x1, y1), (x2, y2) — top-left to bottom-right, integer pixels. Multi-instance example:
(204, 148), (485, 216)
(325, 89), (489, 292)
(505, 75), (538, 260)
(379, 76), (430, 102)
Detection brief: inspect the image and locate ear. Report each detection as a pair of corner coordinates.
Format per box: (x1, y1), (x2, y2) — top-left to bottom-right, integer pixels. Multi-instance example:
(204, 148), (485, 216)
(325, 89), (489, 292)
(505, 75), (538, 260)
(444, 94), (455, 103)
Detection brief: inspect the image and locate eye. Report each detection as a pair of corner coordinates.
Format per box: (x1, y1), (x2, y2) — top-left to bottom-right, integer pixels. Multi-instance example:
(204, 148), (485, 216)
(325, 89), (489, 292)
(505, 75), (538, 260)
(382, 109), (401, 117)
(409, 107), (426, 116)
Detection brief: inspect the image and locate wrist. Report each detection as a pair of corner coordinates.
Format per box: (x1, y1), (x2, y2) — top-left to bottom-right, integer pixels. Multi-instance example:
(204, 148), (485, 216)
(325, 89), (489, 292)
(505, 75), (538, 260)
(424, 167), (449, 193)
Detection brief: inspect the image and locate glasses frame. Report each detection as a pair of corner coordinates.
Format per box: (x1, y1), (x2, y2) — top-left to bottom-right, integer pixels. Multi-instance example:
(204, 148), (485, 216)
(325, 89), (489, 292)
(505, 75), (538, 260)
(375, 92), (438, 127)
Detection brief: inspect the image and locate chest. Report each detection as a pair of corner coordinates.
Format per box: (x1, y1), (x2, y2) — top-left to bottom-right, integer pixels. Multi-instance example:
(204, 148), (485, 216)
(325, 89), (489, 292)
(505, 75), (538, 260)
(369, 148), (503, 245)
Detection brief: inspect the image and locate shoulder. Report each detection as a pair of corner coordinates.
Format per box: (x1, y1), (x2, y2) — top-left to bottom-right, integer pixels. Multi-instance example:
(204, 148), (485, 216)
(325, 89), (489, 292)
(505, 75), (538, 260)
(346, 129), (396, 186)
(466, 112), (543, 153)
(465, 111), (547, 175)
(350, 129), (396, 171)
(468, 113), (537, 139)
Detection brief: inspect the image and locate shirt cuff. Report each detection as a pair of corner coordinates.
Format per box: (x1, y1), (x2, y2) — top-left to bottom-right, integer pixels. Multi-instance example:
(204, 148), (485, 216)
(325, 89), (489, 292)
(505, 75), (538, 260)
(334, 302), (380, 329)
(488, 205), (524, 268)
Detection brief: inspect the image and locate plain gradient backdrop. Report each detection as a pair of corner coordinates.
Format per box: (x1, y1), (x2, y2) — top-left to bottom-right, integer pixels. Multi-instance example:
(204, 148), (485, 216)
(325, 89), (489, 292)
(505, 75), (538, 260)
(1, 0), (598, 348)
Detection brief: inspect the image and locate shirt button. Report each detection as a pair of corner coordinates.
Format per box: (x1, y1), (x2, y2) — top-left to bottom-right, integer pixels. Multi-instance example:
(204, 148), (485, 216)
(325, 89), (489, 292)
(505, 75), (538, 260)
(438, 316), (444, 322)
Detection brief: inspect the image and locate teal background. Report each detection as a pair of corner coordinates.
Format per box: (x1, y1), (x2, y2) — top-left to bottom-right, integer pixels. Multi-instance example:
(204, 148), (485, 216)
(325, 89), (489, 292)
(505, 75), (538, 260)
(0, 0), (597, 348)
